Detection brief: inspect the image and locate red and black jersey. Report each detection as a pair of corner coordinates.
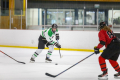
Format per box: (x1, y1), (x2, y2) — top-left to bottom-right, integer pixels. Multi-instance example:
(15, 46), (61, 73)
(97, 30), (116, 49)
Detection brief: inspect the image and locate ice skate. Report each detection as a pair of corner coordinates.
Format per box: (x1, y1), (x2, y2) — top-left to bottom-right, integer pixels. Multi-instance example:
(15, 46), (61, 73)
(45, 56), (52, 63)
(114, 72), (120, 79)
(30, 57), (35, 63)
(98, 70), (108, 80)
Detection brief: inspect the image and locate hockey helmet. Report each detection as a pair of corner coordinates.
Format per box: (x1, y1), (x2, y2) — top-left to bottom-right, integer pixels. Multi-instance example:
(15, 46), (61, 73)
(99, 22), (106, 30)
(52, 24), (58, 33)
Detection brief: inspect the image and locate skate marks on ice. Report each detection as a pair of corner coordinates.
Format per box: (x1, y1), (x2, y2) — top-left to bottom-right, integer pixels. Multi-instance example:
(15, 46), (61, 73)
(98, 76), (120, 80)
(114, 76), (120, 79)
(98, 77), (108, 80)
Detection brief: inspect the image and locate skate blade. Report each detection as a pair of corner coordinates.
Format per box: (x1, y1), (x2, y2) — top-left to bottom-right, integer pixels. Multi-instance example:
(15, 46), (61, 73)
(30, 60), (35, 63)
(114, 76), (120, 79)
(45, 60), (52, 63)
(98, 75), (108, 80)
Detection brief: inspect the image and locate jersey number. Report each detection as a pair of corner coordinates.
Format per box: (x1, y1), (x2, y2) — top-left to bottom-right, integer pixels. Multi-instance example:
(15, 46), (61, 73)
(107, 31), (115, 38)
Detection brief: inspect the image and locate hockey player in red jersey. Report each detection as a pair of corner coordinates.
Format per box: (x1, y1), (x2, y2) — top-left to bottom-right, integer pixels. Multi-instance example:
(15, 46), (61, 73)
(94, 22), (120, 79)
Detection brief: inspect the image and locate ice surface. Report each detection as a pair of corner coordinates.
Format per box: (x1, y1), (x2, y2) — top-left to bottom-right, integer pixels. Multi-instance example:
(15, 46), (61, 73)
(0, 47), (119, 80)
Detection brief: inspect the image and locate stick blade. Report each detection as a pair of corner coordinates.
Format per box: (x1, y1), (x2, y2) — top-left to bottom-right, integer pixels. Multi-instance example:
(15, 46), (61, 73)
(45, 73), (56, 78)
(17, 61), (26, 64)
(61, 55), (63, 58)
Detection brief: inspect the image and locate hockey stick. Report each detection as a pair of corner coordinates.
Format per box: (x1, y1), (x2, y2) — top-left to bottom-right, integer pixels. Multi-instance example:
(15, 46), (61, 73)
(45, 53), (94, 78)
(59, 48), (63, 58)
(0, 50), (26, 64)
(57, 40), (63, 58)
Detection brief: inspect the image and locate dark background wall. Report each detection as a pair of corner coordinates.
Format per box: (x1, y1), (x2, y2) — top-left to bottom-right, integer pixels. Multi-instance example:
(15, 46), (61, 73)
(0, 0), (1, 6)
(27, 1), (120, 25)
(115, 33), (120, 39)
(28, 1), (120, 9)
(1, 0), (9, 16)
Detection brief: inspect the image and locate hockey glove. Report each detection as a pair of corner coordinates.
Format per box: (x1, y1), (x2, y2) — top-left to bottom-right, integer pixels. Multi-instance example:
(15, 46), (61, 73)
(94, 46), (100, 54)
(56, 33), (59, 40)
(54, 42), (61, 48)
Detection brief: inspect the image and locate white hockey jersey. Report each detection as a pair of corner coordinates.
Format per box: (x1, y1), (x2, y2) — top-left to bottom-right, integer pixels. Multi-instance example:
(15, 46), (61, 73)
(41, 28), (58, 44)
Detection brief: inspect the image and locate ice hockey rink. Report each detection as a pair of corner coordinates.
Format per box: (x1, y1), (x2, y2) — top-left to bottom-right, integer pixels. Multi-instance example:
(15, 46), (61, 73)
(0, 47), (120, 80)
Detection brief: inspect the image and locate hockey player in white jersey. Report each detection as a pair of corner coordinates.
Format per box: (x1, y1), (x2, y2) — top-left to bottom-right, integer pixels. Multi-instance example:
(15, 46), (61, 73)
(30, 24), (61, 63)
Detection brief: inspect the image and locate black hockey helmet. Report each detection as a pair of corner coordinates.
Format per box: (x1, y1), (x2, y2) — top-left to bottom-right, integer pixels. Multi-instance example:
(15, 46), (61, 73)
(52, 24), (58, 29)
(52, 24), (58, 33)
(99, 22), (106, 30)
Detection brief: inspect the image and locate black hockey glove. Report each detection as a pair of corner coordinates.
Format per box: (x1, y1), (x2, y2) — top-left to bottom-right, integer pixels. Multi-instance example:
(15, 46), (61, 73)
(56, 33), (59, 40)
(54, 42), (61, 48)
(94, 46), (100, 54)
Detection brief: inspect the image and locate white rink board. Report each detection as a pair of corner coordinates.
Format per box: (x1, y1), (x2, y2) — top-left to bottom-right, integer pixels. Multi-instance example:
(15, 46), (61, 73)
(0, 29), (119, 50)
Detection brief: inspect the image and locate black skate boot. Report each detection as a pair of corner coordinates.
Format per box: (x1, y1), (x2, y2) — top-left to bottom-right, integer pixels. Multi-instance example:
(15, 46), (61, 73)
(45, 56), (52, 63)
(114, 71), (120, 79)
(98, 69), (108, 80)
(30, 57), (35, 63)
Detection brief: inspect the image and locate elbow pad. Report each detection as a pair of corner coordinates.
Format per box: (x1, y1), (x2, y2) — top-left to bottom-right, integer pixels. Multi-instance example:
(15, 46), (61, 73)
(100, 41), (105, 45)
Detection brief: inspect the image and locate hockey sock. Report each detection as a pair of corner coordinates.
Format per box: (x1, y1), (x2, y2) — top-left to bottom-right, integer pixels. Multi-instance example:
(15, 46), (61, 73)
(99, 56), (107, 71)
(109, 59), (120, 72)
(47, 51), (52, 58)
(32, 52), (39, 59)
(32, 49), (43, 59)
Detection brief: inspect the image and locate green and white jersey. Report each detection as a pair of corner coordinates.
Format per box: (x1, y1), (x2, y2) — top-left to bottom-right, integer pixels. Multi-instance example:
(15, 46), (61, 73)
(42, 28), (58, 44)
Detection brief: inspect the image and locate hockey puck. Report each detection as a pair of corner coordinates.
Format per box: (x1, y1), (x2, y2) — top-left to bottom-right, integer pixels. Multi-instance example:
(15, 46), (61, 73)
(55, 63), (58, 65)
